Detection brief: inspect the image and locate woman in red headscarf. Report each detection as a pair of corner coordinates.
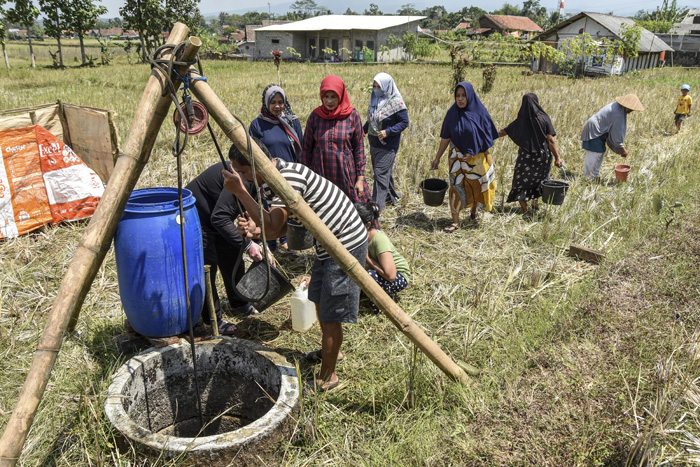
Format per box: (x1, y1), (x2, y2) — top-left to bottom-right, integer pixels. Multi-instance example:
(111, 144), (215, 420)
(300, 75), (371, 203)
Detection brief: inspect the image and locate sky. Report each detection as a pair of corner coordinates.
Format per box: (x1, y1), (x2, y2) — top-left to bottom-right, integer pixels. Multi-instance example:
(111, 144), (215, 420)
(97, 0), (659, 20)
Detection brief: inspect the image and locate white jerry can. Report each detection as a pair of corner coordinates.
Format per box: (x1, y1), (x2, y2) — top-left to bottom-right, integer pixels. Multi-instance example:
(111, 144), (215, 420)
(290, 285), (317, 332)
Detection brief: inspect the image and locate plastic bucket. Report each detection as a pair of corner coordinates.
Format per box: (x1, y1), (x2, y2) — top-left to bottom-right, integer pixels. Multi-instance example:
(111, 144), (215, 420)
(286, 219), (314, 250)
(114, 187), (204, 337)
(236, 261), (294, 311)
(540, 179), (570, 205)
(420, 178), (449, 206)
(615, 164), (631, 182)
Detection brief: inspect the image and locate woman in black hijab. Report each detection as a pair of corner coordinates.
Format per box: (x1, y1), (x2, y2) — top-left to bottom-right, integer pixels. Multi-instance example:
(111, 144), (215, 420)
(498, 93), (563, 218)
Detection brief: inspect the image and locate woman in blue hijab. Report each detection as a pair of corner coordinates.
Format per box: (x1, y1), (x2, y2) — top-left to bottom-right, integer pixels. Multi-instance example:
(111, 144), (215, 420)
(431, 82), (498, 232)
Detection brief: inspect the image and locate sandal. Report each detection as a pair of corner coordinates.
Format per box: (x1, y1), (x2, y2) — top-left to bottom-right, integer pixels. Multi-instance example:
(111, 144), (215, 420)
(218, 320), (247, 337)
(304, 349), (344, 364)
(470, 213), (480, 223)
(443, 223), (459, 233)
(234, 303), (264, 316)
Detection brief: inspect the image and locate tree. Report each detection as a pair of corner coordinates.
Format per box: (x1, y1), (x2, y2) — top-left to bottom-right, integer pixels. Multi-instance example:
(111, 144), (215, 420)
(364, 3), (382, 15)
(344, 7), (357, 14)
(164, 0), (203, 35)
(521, 0), (547, 26)
(120, 0), (163, 62)
(397, 3), (420, 15)
(491, 3), (522, 16)
(38, 0), (67, 67)
(64, 0), (107, 66)
(634, 0), (686, 33)
(290, 0), (319, 18)
(0, 0), (9, 69)
(6, 0), (40, 67)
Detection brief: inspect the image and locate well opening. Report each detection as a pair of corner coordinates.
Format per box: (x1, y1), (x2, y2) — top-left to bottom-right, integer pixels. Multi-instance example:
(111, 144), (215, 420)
(106, 337), (299, 464)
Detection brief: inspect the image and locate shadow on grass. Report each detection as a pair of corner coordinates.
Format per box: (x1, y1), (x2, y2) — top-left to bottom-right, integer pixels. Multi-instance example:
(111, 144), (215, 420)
(394, 211), (454, 232)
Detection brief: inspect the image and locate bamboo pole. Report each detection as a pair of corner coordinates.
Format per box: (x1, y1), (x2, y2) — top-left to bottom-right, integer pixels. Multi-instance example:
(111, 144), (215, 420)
(0, 25), (200, 467)
(188, 77), (470, 386)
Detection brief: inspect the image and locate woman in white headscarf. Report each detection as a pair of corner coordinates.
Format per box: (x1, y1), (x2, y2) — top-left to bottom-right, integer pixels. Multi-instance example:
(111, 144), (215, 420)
(363, 72), (409, 212)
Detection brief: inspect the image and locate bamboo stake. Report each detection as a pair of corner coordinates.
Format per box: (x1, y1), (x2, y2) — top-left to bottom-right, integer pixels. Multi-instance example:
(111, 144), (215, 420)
(0, 25), (200, 467)
(189, 77), (470, 386)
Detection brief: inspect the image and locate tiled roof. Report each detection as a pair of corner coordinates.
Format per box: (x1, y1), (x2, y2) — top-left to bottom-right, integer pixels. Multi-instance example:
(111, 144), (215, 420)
(482, 15), (543, 32)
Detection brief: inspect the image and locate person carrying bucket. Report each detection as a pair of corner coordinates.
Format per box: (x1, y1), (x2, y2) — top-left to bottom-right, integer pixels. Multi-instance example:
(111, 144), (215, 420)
(222, 138), (368, 393)
(431, 81), (498, 231)
(581, 94), (644, 179)
(497, 93), (563, 219)
(186, 163), (267, 336)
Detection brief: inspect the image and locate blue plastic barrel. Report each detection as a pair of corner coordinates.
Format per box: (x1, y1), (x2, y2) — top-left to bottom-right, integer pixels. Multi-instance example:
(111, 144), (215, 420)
(114, 187), (204, 337)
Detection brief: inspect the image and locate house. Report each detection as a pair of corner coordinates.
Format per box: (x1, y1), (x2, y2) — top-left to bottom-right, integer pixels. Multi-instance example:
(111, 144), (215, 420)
(531, 12), (672, 75)
(477, 15), (543, 38)
(454, 22), (472, 30)
(669, 9), (700, 35)
(253, 15), (426, 62)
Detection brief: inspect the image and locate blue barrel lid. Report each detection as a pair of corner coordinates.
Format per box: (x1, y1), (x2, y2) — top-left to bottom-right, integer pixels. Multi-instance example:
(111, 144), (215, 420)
(124, 187), (195, 213)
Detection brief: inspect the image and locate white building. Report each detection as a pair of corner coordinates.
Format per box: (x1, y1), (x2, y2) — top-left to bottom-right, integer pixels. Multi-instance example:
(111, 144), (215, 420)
(532, 12), (672, 75)
(253, 15), (425, 62)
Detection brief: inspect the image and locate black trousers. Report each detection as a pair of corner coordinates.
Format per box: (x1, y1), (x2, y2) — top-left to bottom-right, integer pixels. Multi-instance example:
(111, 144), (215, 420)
(202, 228), (247, 324)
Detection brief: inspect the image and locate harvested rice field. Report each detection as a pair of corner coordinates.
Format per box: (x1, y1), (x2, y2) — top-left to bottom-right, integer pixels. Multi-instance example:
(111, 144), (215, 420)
(1, 56), (700, 465)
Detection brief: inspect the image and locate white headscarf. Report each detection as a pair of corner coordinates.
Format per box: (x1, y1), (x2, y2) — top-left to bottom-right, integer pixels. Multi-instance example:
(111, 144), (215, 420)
(367, 72), (407, 134)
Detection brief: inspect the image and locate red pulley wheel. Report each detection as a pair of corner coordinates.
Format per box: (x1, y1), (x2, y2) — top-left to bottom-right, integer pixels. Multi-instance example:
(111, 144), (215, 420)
(173, 100), (208, 135)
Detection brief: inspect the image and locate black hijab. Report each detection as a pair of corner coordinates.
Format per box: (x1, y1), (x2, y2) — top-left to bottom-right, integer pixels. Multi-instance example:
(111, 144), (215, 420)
(504, 93), (555, 152)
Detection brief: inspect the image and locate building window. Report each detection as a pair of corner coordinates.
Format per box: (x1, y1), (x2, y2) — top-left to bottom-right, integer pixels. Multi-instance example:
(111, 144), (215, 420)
(309, 38), (316, 57)
(367, 41), (375, 50)
(694, 15), (700, 24)
(355, 39), (363, 50)
(320, 38), (326, 50)
(272, 39), (279, 44)
(332, 39), (339, 53)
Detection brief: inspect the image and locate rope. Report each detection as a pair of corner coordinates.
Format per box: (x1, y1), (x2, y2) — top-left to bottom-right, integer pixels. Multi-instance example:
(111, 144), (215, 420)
(149, 41), (204, 429)
(193, 53), (273, 304)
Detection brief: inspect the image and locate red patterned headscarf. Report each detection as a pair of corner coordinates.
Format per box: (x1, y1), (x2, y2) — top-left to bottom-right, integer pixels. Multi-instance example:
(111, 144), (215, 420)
(312, 75), (355, 120)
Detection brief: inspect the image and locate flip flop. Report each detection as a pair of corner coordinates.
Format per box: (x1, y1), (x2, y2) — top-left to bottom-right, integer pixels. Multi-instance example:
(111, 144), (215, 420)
(234, 303), (264, 316)
(305, 378), (340, 394)
(304, 349), (344, 364)
(443, 223), (459, 233)
(217, 320), (248, 338)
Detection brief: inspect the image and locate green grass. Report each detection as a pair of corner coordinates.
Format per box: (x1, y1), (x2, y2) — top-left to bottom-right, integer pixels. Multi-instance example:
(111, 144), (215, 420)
(1, 58), (700, 465)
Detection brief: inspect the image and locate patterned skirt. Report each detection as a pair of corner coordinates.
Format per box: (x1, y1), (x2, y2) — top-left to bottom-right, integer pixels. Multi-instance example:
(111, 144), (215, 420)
(507, 145), (553, 203)
(448, 148), (496, 214)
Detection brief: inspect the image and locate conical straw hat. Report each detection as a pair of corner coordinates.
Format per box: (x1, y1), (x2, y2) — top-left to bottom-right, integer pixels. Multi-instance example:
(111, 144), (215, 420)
(615, 94), (644, 111)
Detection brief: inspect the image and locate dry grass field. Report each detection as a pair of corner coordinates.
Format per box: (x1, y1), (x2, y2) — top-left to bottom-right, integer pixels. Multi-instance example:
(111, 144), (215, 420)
(1, 54), (700, 466)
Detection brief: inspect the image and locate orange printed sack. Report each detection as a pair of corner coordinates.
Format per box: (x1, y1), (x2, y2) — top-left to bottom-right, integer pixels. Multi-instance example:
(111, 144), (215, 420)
(0, 125), (104, 240)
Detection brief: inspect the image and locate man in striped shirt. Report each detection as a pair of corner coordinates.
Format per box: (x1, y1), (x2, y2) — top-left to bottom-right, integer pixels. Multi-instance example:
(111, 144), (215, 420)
(223, 140), (367, 392)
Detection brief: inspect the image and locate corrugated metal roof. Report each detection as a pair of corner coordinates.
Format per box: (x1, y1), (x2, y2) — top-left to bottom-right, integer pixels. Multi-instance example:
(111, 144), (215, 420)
(535, 12), (672, 53)
(255, 15), (426, 32)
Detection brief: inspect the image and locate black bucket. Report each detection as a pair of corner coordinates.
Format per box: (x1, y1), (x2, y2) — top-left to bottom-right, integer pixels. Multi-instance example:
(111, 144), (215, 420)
(420, 178), (449, 206)
(541, 179), (570, 205)
(286, 219), (314, 250)
(236, 261), (294, 311)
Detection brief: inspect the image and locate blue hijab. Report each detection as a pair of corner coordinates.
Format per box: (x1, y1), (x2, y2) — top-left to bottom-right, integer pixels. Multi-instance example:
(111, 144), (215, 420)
(440, 82), (498, 155)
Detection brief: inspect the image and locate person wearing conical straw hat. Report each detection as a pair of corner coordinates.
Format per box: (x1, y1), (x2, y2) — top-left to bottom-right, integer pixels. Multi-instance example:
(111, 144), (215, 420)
(581, 93), (644, 179)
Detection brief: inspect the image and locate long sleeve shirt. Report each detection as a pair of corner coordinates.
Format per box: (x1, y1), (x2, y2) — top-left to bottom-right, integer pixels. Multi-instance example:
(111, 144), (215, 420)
(581, 102), (627, 155)
(362, 109), (409, 152)
(299, 109), (369, 202)
(249, 117), (303, 163)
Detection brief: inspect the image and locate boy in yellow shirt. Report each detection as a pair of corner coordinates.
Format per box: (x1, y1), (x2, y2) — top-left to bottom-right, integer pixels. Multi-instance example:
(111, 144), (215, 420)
(674, 84), (692, 134)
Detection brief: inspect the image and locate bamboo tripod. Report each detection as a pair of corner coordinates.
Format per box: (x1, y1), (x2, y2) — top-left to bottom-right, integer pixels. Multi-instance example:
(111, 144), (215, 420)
(0, 23), (468, 466)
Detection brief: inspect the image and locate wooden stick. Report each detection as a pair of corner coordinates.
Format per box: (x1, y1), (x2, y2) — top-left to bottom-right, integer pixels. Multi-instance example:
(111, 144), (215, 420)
(189, 76), (470, 386)
(0, 25), (200, 467)
(204, 265), (220, 336)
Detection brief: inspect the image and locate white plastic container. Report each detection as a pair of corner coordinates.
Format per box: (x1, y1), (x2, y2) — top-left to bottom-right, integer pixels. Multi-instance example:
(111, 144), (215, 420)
(290, 286), (317, 332)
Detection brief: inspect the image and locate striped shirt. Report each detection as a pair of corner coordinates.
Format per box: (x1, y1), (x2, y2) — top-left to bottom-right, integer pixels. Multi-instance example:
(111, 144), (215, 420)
(263, 161), (367, 261)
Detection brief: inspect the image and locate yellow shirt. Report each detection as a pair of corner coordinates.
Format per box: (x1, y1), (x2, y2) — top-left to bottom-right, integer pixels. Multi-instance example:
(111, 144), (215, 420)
(676, 95), (692, 115)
